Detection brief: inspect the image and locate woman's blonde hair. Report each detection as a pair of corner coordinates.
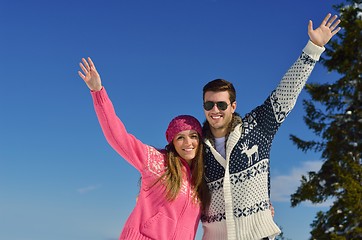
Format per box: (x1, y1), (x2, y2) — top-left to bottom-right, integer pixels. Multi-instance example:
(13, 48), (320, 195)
(154, 136), (210, 210)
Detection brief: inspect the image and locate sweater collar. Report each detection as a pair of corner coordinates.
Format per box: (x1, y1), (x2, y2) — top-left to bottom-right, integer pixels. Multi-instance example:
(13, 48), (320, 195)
(202, 112), (243, 147)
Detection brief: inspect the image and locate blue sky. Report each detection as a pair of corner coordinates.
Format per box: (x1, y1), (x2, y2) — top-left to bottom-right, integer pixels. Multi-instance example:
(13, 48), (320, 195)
(0, 0), (343, 239)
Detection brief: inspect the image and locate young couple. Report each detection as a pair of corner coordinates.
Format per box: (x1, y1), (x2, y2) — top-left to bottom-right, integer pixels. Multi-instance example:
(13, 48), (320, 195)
(77, 13), (340, 240)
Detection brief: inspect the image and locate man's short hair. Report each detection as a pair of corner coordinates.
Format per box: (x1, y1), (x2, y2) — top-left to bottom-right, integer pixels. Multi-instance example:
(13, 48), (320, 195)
(203, 79), (236, 103)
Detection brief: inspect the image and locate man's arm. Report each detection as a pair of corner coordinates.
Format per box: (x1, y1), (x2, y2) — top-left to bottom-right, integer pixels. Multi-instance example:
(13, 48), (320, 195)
(271, 13), (341, 123)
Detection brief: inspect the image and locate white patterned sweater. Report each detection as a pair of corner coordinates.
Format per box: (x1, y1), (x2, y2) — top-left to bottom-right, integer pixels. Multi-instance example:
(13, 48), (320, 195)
(201, 41), (325, 240)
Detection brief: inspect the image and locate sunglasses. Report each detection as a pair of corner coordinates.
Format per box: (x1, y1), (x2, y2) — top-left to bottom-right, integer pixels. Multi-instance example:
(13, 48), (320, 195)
(203, 101), (230, 111)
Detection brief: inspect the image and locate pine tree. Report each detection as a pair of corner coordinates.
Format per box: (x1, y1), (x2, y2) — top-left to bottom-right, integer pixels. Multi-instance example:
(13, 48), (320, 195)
(289, 1), (362, 239)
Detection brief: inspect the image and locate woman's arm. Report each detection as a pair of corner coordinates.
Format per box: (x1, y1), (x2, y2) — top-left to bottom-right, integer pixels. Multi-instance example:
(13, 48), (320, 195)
(78, 57), (149, 171)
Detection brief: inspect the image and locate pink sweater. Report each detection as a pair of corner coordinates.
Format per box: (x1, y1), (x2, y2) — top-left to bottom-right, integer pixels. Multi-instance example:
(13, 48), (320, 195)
(91, 87), (201, 240)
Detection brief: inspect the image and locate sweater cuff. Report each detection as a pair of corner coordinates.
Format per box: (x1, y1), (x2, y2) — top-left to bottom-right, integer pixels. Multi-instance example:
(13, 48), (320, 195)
(302, 40), (325, 61)
(91, 86), (109, 105)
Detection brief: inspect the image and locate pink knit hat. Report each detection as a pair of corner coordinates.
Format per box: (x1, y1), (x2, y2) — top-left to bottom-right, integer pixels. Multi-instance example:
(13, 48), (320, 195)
(165, 115), (202, 143)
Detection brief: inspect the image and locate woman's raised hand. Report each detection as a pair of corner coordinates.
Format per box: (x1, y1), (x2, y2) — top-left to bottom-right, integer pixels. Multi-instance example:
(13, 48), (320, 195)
(78, 57), (102, 91)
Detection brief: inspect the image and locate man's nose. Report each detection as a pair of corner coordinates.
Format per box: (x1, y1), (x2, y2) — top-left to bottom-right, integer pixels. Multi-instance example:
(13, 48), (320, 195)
(211, 103), (219, 111)
(213, 104), (220, 111)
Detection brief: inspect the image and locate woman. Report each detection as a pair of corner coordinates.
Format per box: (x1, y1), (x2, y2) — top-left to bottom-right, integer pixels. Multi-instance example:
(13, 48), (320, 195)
(78, 57), (210, 240)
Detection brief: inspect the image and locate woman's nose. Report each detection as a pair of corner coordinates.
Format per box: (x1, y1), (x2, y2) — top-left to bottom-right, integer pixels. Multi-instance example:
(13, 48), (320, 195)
(184, 137), (192, 144)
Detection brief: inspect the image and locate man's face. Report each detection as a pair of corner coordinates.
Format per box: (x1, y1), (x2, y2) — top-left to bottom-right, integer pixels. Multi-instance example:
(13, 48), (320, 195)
(203, 91), (236, 138)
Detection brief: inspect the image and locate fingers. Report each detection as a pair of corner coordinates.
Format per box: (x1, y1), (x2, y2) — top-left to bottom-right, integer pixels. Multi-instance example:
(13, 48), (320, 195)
(331, 26), (341, 35)
(308, 20), (313, 33)
(79, 61), (88, 75)
(330, 19), (341, 30)
(82, 57), (90, 71)
(321, 13), (332, 27)
(78, 62), (90, 83)
(330, 20), (341, 35)
(78, 57), (95, 80)
(79, 57), (98, 76)
(323, 13), (341, 31)
(87, 57), (96, 71)
(326, 14), (341, 36)
(270, 202), (275, 217)
(78, 70), (86, 80)
(325, 14), (337, 27)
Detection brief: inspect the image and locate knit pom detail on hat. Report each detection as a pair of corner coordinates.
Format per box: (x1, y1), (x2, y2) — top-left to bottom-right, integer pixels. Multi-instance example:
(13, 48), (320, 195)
(166, 115), (202, 143)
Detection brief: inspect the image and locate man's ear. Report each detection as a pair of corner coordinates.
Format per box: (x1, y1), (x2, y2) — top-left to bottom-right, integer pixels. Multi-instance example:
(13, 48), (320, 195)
(231, 101), (237, 113)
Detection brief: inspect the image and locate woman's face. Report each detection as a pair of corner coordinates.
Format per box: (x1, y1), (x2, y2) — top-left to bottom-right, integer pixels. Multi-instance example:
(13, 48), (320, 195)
(172, 129), (200, 163)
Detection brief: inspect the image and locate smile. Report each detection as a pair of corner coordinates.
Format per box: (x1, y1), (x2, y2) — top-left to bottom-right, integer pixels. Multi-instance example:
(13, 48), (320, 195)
(183, 147), (194, 152)
(210, 115), (222, 119)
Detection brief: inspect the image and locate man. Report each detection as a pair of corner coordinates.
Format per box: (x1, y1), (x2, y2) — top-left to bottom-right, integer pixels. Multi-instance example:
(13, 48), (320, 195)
(200, 13), (341, 240)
